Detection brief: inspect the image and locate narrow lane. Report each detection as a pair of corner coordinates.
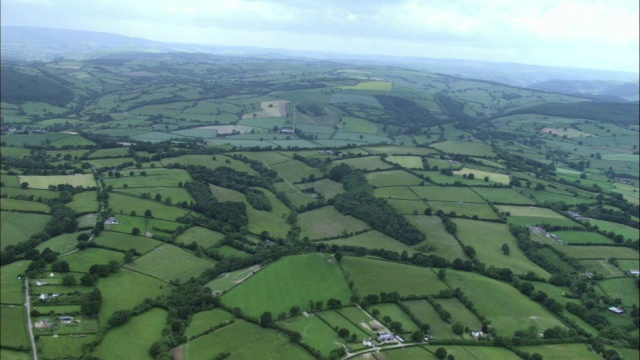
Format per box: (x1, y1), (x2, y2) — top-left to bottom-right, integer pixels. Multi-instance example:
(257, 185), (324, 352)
(24, 278), (38, 360)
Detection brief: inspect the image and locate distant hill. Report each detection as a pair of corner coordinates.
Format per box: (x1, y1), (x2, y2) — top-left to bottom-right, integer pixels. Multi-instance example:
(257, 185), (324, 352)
(528, 79), (639, 101)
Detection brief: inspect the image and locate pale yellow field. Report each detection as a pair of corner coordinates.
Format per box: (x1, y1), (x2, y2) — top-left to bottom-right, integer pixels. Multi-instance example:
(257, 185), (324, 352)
(242, 100), (289, 119)
(339, 81), (393, 91)
(194, 125), (254, 134)
(453, 168), (510, 184)
(18, 174), (96, 189)
(540, 127), (594, 138)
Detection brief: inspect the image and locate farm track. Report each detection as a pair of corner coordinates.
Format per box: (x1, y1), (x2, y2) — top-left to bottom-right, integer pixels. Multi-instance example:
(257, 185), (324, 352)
(25, 278), (38, 360)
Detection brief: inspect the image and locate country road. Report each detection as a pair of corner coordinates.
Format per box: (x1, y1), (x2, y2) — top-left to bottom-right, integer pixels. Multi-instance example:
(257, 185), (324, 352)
(24, 278), (38, 360)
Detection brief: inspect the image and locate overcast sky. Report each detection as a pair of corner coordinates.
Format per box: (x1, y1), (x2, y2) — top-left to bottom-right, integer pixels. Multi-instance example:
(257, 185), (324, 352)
(2, 0), (638, 73)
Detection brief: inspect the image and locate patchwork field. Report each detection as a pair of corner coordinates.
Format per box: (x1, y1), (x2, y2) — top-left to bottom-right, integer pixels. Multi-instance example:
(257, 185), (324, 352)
(319, 230), (420, 255)
(1, 305), (30, 348)
(1, 261), (28, 304)
(206, 265), (262, 294)
(17, 174), (96, 189)
(175, 226), (225, 248)
(186, 308), (235, 339)
(61, 248), (124, 273)
(38, 335), (98, 360)
(341, 256), (448, 297)
(221, 254), (351, 317)
(558, 246), (639, 260)
(0, 198), (50, 212)
(472, 188), (536, 205)
(125, 244), (215, 282)
(453, 168), (510, 184)
(1, 211), (52, 249)
(94, 231), (163, 254)
(517, 344), (602, 360)
(402, 300), (458, 338)
(406, 215), (467, 259)
(430, 140), (496, 157)
(299, 206), (370, 240)
(279, 314), (344, 356)
(366, 170), (424, 187)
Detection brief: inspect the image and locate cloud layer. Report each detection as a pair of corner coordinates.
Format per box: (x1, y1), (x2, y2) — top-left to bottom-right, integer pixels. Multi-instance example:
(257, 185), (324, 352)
(3, 0), (638, 72)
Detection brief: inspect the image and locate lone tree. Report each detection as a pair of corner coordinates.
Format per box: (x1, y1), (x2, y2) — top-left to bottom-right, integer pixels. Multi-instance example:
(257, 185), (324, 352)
(259, 312), (273, 327)
(501, 243), (510, 255)
(438, 269), (447, 280)
(131, 227), (141, 235)
(435, 347), (448, 359)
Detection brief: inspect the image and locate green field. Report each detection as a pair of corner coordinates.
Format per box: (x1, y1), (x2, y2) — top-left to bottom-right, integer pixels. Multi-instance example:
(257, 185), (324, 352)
(430, 140), (496, 157)
(552, 230), (614, 244)
(185, 319), (313, 360)
(599, 278), (639, 307)
(518, 344), (602, 360)
(116, 186), (194, 204)
(1, 211), (51, 249)
(472, 188), (536, 204)
(17, 174), (96, 189)
(375, 186), (421, 200)
(61, 248), (124, 273)
(68, 191), (98, 213)
(402, 300), (458, 338)
(103, 168), (192, 188)
(1, 261), (28, 304)
(332, 156), (394, 171)
(0, 349), (31, 360)
(92, 308), (167, 360)
(428, 201), (500, 220)
(1, 305), (30, 348)
(496, 205), (565, 218)
(406, 215), (467, 259)
(445, 270), (567, 335)
(221, 254), (351, 317)
(297, 178), (345, 199)
(246, 188), (291, 239)
(386, 156), (423, 169)
(453, 168), (510, 184)
(1, 187), (61, 201)
(186, 308), (235, 339)
(36, 231), (85, 255)
(94, 231), (163, 254)
(412, 186), (485, 203)
(125, 244), (215, 282)
(319, 230), (421, 255)
(38, 334), (98, 360)
(279, 314), (344, 356)
(341, 256), (448, 297)
(108, 193), (189, 221)
(206, 265), (262, 294)
(589, 219), (640, 240)
(437, 298), (484, 330)
(558, 246), (639, 260)
(369, 303), (420, 333)
(161, 154), (258, 175)
(454, 219), (550, 277)
(299, 206), (370, 240)
(0, 198), (50, 213)
(366, 170), (424, 187)
(87, 147), (130, 158)
(175, 226), (225, 248)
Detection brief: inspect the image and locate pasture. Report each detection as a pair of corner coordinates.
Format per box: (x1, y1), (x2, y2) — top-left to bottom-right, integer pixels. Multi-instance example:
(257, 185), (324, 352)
(371, 347), (438, 359)
(17, 174), (96, 189)
(437, 298), (484, 330)
(1, 261), (28, 304)
(38, 335), (98, 360)
(588, 219), (639, 240)
(496, 205), (565, 218)
(319, 230), (420, 255)
(445, 270), (567, 335)
(299, 206), (370, 240)
(209, 184), (246, 202)
(579, 260), (624, 278)
(0, 349), (31, 360)
(340, 81), (393, 91)
(1, 305), (30, 348)
(160, 154), (258, 175)
(402, 300), (458, 338)
(412, 186), (485, 203)
(68, 191), (98, 214)
(92, 308), (166, 360)
(186, 308), (235, 339)
(332, 156), (393, 171)
(517, 344), (602, 360)
(452, 168), (510, 184)
(430, 140), (496, 157)
(316, 310), (370, 339)
(103, 168), (191, 188)
(108, 193), (189, 221)
(406, 215), (467, 259)
(104, 214), (147, 235)
(298, 178), (345, 199)
(206, 265), (262, 294)
(97, 269), (169, 322)
(388, 199), (430, 215)
(341, 256), (448, 297)
(552, 230), (614, 244)
(221, 254), (351, 317)
(94, 231), (162, 254)
(176, 226), (225, 248)
(599, 278), (639, 307)
(427, 201), (500, 220)
(471, 188), (536, 205)
(279, 314), (344, 356)
(36, 232), (85, 255)
(365, 170), (424, 187)
(87, 147), (130, 158)
(116, 186), (194, 204)
(386, 156), (423, 169)
(558, 246), (639, 260)
(185, 320), (313, 360)
(374, 186), (420, 200)
(1, 211), (51, 249)
(454, 219), (550, 277)
(271, 159), (324, 183)
(1, 187), (60, 201)
(429, 346), (521, 360)
(0, 198), (50, 212)
(369, 303), (420, 333)
(126, 244), (215, 282)
(61, 248), (123, 273)
(246, 189), (291, 239)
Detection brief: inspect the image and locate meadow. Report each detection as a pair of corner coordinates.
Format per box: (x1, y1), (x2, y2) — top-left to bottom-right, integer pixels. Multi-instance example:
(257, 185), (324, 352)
(412, 186), (485, 203)
(427, 201), (500, 220)
(331, 156), (393, 171)
(1, 212), (51, 249)
(452, 168), (510, 184)
(245, 189), (291, 239)
(558, 246), (639, 260)
(0, 198), (50, 212)
(598, 278), (639, 307)
(319, 230), (420, 255)
(17, 174), (96, 189)
(184, 320), (313, 360)
(437, 298), (484, 330)
(298, 178), (345, 199)
(471, 188), (536, 205)
(588, 219), (639, 240)
(94, 231), (163, 254)
(406, 215), (467, 259)
(375, 185), (421, 200)
(1, 261), (28, 304)
(1, 187), (61, 201)
(186, 308), (235, 339)
(205, 265), (262, 294)
(454, 219), (550, 277)
(279, 314), (344, 356)
(36, 231), (85, 255)
(125, 244), (215, 282)
(298, 206), (370, 240)
(68, 191), (99, 214)
(517, 344), (602, 360)
(92, 308), (166, 360)
(108, 193), (189, 221)
(221, 254), (351, 317)
(365, 170), (424, 187)
(386, 156), (423, 169)
(103, 168), (191, 188)
(61, 248), (124, 273)
(341, 256), (448, 297)
(175, 226), (225, 248)
(369, 303), (421, 333)
(38, 335), (98, 360)
(552, 230), (614, 244)
(402, 300), (458, 338)
(430, 140), (496, 157)
(1, 305), (30, 348)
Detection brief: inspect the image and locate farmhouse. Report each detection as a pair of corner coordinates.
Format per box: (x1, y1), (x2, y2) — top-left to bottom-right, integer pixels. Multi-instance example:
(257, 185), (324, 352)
(105, 217), (119, 225)
(376, 332), (394, 342)
(608, 307), (625, 314)
(471, 330), (484, 339)
(629, 270), (640, 276)
(279, 127), (295, 134)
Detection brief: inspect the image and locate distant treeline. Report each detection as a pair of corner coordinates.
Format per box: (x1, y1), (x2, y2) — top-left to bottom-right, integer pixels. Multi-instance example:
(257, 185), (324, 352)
(507, 102), (639, 125)
(0, 66), (73, 106)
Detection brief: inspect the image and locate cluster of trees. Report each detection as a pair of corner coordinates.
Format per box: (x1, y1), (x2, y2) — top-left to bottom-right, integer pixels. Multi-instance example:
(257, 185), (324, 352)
(1, 66), (74, 106)
(245, 188), (272, 211)
(182, 181), (248, 233)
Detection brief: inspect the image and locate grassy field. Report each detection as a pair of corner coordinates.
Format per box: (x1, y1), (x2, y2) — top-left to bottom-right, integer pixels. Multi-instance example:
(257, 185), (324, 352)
(38, 335), (98, 359)
(61, 248), (124, 273)
(108, 193), (189, 221)
(588, 219), (640, 240)
(427, 201), (500, 220)
(319, 230), (421, 255)
(366, 170), (424, 187)
(332, 156), (393, 171)
(375, 186), (421, 200)
(0, 349), (31, 360)
(558, 246), (639, 260)
(126, 244), (215, 282)
(454, 219), (550, 277)
(1, 187), (60, 201)
(94, 231), (163, 254)
(97, 269), (170, 323)
(599, 278), (639, 307)
(1, 305), (30, 348)
(369, 303), (420, 333)
(299, 206), (370, 240)
(160, 154), (258, 175)
(369, 347), (438, 359)
(68, 191), (98, 213)
(87, 147), (130, 158)
(0, 198), (50, 213)
(472, 188), (536, 204)
(279, 314), (344, 356)
(445, 270), (567, 335)
(406, 215), (467, 259)
(430, 140), (496, 157)
(426, 346), (521, 360)
(453, 168), (510, 184)
(341, 256), (448, 297)
(271, 159), (324, 183)
(175, 226), (225, 248)
(386, 156), (423, 169)
(517, 344), (602, 360)
(617, 259), (640, 272)
(437, 298), (484, 330)
(298, 178), (345, 199)
(17, 174), (96, 189)
(579, 259), (624, 278)
(221, 254), (351, 317)
(387, 199), (428, 215)
(185, 319), (313, 360)
(316, 310), (370, 338)
(36, 231), (85, 255)
(209, 184), (246, 202)
(340, 81), (393, 91)
(412, 186), (485, 203)
(116, 186), (194, 204)
(246, 188), (291, 239)
(206, 265), (262, 294)
(402, 300), (458, 339)
(552, 230), (614, 244)
(186, 308), (235, 339)
(92, 308), (166, 360)
(496, 205), (565, 218)
(103, 168), (192, 188)
(1, 261), (28, 304)
(1, 211), (51, 249)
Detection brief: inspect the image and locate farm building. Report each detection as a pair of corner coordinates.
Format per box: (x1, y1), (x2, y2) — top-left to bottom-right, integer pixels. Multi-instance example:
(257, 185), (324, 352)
(377, 332), (394, 342)
(471, 330), (484, 339)
(279, 127), (295, 134)
(105, 217), (119, 225)
(608, 307), (625, 314)
(630, 270), (640, 276)
(59, 316), (74, 324)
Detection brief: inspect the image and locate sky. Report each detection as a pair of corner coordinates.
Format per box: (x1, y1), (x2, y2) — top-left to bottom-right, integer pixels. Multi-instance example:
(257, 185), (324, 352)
(2, 0), (639, 73)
